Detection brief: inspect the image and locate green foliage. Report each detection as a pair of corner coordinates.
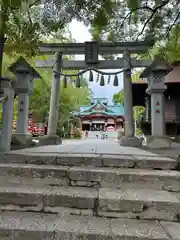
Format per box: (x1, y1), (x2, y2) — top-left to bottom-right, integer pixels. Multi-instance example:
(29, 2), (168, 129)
(5, 11), (40, 56)
(0, 0), (179, 54)
(113, 90), (124, 105)
(0, 0), (117, 56)
(137, 25), (180, 65)
(151, 25), (180, 63)
(1, 0), (179, 60)
(136, 128), (142, 136)
(90, 0), (116, 40)
(134, 106), (145, 122)
(91, 0), (180, 44)
(132, 72), (141, 81)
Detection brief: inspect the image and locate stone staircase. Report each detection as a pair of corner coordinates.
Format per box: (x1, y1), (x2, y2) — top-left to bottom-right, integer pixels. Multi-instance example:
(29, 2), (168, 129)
(0, 152), (180, 239)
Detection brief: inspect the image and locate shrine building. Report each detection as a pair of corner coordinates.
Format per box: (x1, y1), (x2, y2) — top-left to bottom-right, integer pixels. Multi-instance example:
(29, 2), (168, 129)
(76, 98), (124, 131)
(132, 62), (180, 136)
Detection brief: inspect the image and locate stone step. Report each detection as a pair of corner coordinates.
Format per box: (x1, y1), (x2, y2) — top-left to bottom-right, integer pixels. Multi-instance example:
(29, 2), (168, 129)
(0, 211), (179, 240)
(0, 163), (180, 191)
(1, 152), (177, 170)
(0, 163), (69, 187)
(0, 185), (98, 215)
(68, 167), (180, 192)
(0, 185), (180, 221)
(98, 188), (180, 221)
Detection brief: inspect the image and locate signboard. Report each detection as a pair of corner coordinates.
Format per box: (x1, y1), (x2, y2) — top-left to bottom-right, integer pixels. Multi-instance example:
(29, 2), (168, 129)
(85, 41), (99, 64)
(92, 120), (105, 124)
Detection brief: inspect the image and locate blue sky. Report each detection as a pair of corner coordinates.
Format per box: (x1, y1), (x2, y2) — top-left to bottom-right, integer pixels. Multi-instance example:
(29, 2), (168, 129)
(69, 20), (123, 104)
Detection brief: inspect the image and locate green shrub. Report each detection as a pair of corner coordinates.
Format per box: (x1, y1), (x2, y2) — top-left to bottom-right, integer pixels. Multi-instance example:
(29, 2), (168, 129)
(136, 128), (142, 136)
(73, 128), (81, 139)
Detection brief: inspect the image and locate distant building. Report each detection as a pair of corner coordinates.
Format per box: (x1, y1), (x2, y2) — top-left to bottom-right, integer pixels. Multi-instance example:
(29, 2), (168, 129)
(76, 98), (124, 131)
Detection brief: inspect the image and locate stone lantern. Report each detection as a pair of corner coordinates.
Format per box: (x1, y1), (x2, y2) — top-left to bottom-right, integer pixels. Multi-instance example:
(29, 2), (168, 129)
(140, 57), (172, 148)
(9, 57), (41, 144)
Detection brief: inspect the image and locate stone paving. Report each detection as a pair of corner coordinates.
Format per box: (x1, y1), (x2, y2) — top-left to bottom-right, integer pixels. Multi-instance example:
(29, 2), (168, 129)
(13, 138), (158, 156)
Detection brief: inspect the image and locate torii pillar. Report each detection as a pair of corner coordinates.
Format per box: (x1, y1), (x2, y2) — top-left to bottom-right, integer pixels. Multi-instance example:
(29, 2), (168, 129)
(48, 52), (62, 136)
(39, 52), (62, 146)
(119, 50), (142, 147)
(140, 57), (172, 148)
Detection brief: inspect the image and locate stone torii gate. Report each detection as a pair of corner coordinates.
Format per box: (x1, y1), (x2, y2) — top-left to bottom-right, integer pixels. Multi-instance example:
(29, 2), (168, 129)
(36, 41), (153, 147)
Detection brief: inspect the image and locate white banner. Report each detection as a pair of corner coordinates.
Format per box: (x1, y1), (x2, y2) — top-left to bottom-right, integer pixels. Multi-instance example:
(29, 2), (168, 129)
(82, 121), (90, 124)
(92, 120), (105, 124)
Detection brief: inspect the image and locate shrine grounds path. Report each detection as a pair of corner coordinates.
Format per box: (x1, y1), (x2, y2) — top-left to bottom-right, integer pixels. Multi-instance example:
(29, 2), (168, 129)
(12, 138), (159, 157)
(11, 138), (180, 159)
(141, 142), (180, 159)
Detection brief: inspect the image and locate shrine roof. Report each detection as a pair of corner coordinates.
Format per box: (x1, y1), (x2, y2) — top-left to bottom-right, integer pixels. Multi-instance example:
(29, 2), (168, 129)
(79, 101), (124, 116)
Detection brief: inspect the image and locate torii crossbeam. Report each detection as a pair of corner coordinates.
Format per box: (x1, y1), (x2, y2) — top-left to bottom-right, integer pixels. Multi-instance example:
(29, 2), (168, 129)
(38, 40), (153, 54)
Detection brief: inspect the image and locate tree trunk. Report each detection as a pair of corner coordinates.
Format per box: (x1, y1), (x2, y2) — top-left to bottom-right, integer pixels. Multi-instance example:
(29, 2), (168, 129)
(0, 36), (4, 74)
(0, 3), (7, 95)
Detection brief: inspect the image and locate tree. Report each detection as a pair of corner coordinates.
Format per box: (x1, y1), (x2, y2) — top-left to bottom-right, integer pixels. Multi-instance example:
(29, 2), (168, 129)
(141, 25), (180, 63)
(0, 0), (116, 75)
(91, 0), (180, 43)
(1, 0), (179, 61)
(113, 90), (124, 105)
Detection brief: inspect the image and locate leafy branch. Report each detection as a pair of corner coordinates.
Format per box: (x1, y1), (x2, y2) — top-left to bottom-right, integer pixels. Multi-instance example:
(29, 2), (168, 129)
(121, 6), (153, 26)
(136, 0), (170, 39)
(166, 11), (180, 39)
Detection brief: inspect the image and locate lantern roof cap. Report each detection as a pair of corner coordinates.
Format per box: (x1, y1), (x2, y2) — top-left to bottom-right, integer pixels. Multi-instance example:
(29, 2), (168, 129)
(9, 56), (41, 79)
(140, 56), (172, 78)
